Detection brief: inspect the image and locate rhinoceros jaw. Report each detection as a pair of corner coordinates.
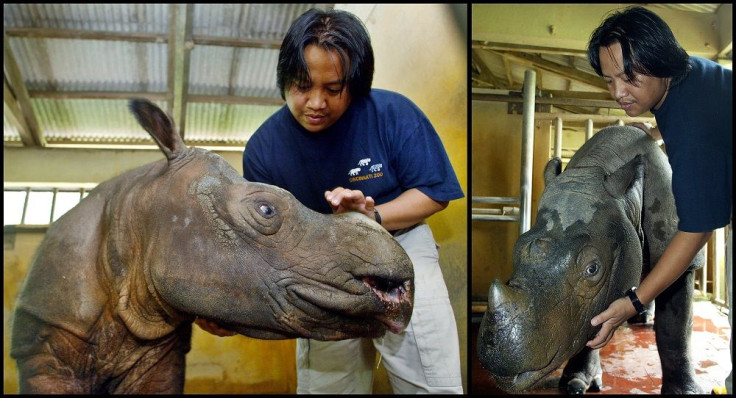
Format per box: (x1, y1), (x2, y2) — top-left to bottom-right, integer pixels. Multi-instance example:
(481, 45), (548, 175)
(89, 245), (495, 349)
(491, 346), (560, 393)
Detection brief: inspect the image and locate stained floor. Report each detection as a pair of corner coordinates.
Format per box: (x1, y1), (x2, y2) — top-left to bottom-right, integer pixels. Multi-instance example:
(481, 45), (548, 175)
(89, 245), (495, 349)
(471, 300), (731, 394)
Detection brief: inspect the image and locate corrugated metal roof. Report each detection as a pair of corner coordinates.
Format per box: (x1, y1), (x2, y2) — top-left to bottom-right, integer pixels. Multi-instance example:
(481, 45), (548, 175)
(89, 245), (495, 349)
(186, 102), (281, 144)
(8, 37), (168, 93)
(188, 46), (280, 97)
(3, 3), (169, 33)
(3, 3), (334, 148)
(32, 98), (161, 142)
(193, 4), (330, 39)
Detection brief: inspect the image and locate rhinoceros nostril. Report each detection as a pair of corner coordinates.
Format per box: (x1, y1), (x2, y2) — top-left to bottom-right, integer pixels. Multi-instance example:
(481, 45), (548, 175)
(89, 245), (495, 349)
(362, 277), (410, 302)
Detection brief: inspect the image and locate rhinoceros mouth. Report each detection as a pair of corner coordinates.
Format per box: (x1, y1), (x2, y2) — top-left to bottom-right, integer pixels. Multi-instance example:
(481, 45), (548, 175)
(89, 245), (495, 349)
(284, 274), (413, 335)
(362, 276), (413, 333)
(488, 347), (560, 393)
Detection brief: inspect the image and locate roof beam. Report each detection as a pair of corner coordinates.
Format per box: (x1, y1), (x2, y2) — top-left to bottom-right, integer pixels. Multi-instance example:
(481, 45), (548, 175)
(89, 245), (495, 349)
(502, 51), (607, 91)
(4, 33), (45, 147)
(4, 26), (282, 50)
(25, 90), (284, 106)
(4, 27), (167, 43)
(167, 4), (193, 139)
(471, 49), (506, 89)
(472, 40), (586, 57)
(4, 79), (34, 146)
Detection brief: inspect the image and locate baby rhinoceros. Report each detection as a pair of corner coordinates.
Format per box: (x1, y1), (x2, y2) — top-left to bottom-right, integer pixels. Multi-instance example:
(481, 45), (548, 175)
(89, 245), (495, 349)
(477, 126), (704, 394)
(10, 99), (414, 394)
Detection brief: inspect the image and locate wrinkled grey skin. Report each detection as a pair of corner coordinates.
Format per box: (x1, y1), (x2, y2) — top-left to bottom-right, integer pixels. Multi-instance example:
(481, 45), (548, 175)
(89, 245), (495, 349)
(10, 99), (414, 394)
(477, 126), (704, 394)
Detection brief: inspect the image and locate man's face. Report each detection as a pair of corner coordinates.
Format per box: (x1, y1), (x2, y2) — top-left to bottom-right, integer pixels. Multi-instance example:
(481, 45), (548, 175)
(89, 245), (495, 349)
(599, 42), (670, 117)
(285, 44), (352, 133)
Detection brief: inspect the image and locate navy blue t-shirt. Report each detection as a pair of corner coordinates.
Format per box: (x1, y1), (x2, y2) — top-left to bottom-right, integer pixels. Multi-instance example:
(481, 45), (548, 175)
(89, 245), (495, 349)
(652, 56), (732, 232)
(243, 88), (464, 214)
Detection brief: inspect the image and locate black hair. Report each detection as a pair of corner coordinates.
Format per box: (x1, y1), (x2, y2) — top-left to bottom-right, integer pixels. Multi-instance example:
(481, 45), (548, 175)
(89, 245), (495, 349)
(277, 8), (374, 100)
(587, 6), (691, 86)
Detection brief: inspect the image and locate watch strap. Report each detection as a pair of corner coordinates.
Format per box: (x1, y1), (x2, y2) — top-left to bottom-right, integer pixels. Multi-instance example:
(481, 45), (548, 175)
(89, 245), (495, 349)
(625, 287), (647, 315)
(373, 209), (382, 225)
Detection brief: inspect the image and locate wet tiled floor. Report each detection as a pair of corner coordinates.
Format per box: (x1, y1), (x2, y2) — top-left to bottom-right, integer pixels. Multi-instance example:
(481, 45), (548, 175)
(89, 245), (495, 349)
(471, 300), (731, 394)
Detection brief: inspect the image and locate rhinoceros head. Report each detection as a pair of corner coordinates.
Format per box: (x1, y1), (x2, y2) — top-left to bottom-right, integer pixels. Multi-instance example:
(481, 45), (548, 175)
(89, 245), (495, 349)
(477, 155), (645, 392)
(116, 99), (413, 341)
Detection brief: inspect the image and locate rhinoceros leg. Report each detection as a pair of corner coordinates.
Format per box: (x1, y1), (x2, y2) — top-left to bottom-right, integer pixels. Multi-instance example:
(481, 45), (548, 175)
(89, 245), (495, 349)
(110, 325), (190, 394)
(559, 346), (603, 394)
(12, 309), (89, 393)
(654, 269), (703, 394)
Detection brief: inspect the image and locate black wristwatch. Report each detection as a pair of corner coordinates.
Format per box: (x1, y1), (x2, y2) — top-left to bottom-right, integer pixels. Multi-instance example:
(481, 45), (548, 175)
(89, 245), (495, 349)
(625, 287), (647, 315)
(373, 209), (382, 225)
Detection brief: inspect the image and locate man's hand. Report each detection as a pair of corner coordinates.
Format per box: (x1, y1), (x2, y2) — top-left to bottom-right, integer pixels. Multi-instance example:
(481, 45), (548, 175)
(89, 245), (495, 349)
(628, 122), (661, 140)
(324, 187), (375, 219)
(195, 317), (237, 337)
(586, 296), (637, 349)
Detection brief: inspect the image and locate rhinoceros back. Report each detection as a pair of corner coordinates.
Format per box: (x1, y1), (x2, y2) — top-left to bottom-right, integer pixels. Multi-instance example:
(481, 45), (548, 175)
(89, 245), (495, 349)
(567, 126), (702, 271)
(11, 162), (163, 348)
(566, 126), (669, 177)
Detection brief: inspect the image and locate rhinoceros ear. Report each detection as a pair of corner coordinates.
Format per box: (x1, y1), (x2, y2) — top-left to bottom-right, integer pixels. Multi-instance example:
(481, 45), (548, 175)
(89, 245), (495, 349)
(543, 157), (562, 186)
(604, 155), (645, 229)
(128, 99), (185, 161)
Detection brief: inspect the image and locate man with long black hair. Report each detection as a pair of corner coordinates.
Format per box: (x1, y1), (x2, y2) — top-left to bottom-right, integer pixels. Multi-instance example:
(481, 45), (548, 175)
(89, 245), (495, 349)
(585, 6), (732, 394)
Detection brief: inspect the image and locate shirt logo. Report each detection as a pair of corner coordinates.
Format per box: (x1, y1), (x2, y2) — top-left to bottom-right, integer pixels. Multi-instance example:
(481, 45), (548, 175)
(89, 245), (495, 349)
(348, 157), (384, 183)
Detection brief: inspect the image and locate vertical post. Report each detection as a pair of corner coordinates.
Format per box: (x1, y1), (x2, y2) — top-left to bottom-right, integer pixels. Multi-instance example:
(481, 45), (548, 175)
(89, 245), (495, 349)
(554, 117), (562, 159)
(50, 187), (58, 224)
(586, 119), (594, 141)
(20, 187), (30, 225)
(519, 69), (536, 235)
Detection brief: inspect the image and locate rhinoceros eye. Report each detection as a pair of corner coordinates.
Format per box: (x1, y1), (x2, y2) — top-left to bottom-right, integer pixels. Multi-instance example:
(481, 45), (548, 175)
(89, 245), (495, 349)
(584, 261), (600, 277)
(256, 203), (276, 218)
(577, 245), (603, 282)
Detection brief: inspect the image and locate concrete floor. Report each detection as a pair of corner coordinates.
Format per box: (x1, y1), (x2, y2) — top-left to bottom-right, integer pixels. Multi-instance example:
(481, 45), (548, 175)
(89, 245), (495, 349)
(471, 300), (732, 394)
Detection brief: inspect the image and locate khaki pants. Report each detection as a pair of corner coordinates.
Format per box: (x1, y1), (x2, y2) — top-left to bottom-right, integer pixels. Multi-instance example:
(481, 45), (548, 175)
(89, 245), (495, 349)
(296, 224), (463, 394)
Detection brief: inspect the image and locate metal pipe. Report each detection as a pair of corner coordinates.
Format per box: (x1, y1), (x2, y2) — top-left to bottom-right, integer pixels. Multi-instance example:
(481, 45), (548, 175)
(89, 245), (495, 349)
(519, 70), (536, 235)
(472, 207), (520, 215)
(472, 214), (520, 222)
(49, 187), (58, 224)
(472, 208), (503, 215)
(586, 119), (594, 141)
(471, 196), (520, 205)
(534, 113), (654, 124)
(554, 117), (563, 159)
(20, 187), (30, 225)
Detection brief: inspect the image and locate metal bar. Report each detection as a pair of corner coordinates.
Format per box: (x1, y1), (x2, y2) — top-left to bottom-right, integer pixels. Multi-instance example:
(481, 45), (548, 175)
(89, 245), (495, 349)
(472, 208), (502, 215)
(49, 188), (58, 224)
(472, 214), (520, 222)
(472, 93), (617, 108)
(20, 187), (30, 225)
(471, 196), (519, 205)
(519, 70), (535, 235)
(534, 113), (654, 124)
(586, 119), (594, 141)
(554, 117), (563, 159)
